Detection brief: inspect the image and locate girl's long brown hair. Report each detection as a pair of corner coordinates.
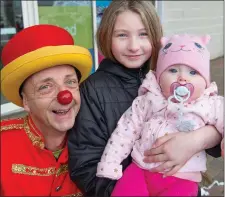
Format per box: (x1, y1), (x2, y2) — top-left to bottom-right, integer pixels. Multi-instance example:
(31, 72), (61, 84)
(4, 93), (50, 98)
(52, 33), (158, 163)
(97, 0), (163, 70)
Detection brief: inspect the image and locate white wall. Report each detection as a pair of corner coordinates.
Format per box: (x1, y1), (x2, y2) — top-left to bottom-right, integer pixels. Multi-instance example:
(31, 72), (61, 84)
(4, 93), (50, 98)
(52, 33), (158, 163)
(161, 1), (223, 59)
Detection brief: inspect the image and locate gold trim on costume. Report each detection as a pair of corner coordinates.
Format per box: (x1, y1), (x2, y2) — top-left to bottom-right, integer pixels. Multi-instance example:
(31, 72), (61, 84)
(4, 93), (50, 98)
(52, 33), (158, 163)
(56, 164), (68, 176)
(1, 117), (23, 121)
(53, 148), (64, 159)
(12, 164), (55, 176)
(1, 124), (24, 132)
(62, 192), (83, 197)
(12, 164), (69, 177)
(23, 117), (44, 149)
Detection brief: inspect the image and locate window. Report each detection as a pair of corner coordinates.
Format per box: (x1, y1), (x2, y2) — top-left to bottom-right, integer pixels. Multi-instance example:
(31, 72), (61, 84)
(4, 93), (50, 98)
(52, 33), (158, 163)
(1, 0), (24, 105)
(38, 0), (95, 72)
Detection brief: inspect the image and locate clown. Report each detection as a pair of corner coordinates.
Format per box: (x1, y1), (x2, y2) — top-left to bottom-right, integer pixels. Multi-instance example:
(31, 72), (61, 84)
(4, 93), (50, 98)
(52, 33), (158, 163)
(1, 24), (92, 196)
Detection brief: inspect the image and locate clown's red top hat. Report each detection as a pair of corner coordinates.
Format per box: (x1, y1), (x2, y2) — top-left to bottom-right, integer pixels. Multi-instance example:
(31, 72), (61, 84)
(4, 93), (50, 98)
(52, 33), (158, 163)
(1, 24), (92, 106)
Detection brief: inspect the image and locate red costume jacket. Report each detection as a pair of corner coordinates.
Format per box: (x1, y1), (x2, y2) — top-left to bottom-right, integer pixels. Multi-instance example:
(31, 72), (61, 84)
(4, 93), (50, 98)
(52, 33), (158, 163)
(1, 116), (82, 196)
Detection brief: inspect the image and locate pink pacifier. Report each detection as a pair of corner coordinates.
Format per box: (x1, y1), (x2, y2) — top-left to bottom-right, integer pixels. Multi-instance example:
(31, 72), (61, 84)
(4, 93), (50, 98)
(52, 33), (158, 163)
(168, 82), (194, 103)
(57, 90), (73, 105)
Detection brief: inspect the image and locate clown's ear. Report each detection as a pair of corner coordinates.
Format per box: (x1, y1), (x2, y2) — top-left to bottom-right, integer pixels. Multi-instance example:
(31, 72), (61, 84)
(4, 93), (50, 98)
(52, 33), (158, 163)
(201, 35), (211, 45)
(160, 37), (169, 46)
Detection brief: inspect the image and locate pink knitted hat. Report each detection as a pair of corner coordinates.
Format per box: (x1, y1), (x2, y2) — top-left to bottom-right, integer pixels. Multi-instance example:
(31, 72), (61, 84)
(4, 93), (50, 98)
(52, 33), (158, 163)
(156, 34), (211, 87)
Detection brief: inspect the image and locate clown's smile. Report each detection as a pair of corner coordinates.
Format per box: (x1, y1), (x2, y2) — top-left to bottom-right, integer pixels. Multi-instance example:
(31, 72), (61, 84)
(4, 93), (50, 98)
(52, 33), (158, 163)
(52, 108), (70, 115)
(51, 107), (74, 123)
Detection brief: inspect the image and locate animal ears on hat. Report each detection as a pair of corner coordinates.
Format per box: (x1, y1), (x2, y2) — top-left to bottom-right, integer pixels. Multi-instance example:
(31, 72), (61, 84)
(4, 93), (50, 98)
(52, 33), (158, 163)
(160, 34), (178, 46)
(200, 34), (211, 45)
(160, 37), (169, 47)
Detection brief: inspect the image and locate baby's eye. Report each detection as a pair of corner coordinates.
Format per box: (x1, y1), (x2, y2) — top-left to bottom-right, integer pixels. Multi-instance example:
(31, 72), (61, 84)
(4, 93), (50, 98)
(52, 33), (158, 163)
(190, 70), (198, 75)
(169, 68), (177, 73)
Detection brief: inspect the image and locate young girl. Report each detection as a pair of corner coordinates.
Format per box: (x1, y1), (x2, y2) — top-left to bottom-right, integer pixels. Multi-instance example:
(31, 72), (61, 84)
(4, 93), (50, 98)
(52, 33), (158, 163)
(96, 34), (224, 196)
(68, 1), (221, 196)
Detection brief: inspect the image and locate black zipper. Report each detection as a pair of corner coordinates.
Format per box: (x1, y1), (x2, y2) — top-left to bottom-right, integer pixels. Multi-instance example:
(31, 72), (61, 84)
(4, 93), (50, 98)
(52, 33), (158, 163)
(138, 68), (144, 83)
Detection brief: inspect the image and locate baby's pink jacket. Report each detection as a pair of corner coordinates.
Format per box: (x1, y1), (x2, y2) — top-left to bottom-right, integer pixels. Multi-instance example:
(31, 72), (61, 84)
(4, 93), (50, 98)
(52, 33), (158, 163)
(97, 71), (223, 182)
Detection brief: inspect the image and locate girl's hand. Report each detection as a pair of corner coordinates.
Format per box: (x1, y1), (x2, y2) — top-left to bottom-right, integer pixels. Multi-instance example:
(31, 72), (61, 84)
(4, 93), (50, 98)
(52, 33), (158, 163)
(221, 138), (224, 158)
(143, 132), (196, 176)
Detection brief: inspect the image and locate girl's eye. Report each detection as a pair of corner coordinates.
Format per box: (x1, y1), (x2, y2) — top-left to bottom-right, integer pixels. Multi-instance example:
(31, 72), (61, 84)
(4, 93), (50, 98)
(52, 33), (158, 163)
(139, 32), (148, 36)
(118, 34), (127, 38)
(169, 68), (177, 73)
(190, 70), (198, 75)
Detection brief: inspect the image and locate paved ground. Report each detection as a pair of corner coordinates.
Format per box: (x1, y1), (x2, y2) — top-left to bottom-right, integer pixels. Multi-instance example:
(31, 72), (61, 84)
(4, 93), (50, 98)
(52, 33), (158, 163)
(201, 56), (224, 196)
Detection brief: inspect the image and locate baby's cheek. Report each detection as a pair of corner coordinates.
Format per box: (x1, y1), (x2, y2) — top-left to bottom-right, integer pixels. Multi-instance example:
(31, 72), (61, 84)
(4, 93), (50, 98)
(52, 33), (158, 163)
(191, 86), (205, 101)
(161, 87), (171, 99)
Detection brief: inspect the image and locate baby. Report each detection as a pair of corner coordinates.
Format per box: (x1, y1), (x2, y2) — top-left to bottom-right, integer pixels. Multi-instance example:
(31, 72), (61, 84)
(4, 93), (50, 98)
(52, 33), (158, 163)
(96, 34), (224, 196)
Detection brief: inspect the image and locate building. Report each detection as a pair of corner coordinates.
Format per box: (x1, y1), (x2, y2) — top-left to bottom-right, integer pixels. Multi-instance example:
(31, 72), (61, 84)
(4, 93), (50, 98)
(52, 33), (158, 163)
(160, 1), (223, 59)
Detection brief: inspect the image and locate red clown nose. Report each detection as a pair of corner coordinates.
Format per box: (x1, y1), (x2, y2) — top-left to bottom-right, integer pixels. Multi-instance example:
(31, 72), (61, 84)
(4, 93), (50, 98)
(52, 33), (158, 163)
(57, 90), (73, 105)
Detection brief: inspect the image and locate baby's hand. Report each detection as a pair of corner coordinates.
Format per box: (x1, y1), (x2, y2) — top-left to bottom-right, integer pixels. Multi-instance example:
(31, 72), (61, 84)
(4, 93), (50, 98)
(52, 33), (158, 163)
(221, 138), (224, 158)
